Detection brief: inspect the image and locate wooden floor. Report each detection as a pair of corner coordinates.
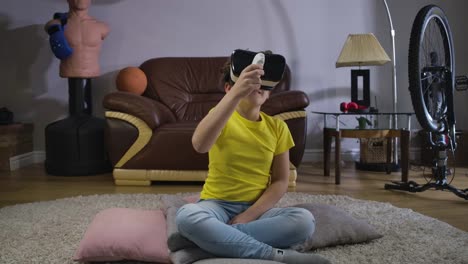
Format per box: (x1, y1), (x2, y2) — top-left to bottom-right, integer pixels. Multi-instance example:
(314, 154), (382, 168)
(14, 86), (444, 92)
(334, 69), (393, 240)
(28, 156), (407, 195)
(1, 162), (467, 231)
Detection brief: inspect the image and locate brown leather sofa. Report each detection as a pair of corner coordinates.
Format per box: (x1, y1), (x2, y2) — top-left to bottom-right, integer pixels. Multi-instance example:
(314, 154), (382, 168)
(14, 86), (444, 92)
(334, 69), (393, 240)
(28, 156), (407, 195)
(103, 57), (309, 187)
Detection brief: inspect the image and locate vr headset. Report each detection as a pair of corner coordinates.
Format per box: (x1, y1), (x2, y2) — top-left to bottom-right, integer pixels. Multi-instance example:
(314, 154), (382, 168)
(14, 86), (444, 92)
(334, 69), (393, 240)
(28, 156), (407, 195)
(230, 49), (286, 90)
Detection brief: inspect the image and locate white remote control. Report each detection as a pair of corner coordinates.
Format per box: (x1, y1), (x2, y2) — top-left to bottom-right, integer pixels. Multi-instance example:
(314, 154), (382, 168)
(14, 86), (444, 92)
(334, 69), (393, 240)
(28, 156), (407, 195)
(252, 53), (265, 66)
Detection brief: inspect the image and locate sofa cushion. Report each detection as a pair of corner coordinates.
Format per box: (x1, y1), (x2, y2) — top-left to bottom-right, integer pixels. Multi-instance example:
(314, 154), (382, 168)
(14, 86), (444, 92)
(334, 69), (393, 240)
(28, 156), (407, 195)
(140, 57), (228, 121)
(139, 57), (292, 122)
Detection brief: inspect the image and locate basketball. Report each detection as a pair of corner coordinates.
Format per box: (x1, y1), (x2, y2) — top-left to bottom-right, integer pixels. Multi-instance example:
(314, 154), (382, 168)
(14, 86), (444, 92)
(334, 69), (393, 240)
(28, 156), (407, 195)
(116, 67), (147, 95)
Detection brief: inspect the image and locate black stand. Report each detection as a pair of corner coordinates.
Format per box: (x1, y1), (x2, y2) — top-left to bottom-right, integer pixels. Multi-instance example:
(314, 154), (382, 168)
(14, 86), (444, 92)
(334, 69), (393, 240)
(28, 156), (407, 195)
(45, 78), (111, 176)
(385, 180), (467, 200)
(385, 138), (467, 200)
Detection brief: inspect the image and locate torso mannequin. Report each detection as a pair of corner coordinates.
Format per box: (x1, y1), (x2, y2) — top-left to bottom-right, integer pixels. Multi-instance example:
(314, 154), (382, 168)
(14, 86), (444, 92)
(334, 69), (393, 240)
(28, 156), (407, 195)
(43, 0), (112, 176)
(45, 0), (110, 78)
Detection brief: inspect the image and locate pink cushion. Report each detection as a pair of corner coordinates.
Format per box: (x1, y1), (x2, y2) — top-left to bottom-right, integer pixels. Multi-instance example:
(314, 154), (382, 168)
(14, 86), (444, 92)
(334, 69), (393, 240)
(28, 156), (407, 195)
(73, 208), (170, 263)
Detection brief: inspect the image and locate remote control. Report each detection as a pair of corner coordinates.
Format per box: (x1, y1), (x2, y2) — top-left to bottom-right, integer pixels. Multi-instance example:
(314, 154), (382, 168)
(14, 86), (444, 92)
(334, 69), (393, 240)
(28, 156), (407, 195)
(252, 53), (265, 66)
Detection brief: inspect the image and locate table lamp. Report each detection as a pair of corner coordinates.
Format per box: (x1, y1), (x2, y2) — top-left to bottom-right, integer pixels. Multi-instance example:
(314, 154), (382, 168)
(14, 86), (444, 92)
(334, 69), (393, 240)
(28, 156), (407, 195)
(336, 33), (391, 110)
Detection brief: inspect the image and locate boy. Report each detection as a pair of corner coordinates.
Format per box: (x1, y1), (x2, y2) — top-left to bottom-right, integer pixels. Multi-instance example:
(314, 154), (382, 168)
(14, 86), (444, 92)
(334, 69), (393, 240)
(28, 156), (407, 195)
(176, 54), (329, 264)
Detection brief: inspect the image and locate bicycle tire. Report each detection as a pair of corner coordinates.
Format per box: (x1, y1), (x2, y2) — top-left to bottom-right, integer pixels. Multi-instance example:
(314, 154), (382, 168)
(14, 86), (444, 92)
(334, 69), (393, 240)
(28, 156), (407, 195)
(408, 5), (455, 132)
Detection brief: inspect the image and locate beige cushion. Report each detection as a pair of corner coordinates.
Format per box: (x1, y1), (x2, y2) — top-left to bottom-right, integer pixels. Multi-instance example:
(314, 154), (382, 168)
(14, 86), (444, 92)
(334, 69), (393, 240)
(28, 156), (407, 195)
(291, 203), (383, 251)
(193, 259), (282, 264)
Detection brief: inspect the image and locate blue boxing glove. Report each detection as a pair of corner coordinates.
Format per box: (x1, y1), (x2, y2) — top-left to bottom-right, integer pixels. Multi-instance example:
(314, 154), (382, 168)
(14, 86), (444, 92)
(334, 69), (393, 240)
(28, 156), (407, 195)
(47, 12), (72, 60)
(47, 24), (73, 60)
(53, 12), (68, 26)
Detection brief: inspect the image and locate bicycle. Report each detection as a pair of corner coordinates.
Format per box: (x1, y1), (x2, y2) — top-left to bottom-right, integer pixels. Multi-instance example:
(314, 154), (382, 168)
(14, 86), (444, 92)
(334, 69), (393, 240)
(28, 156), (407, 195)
(384, 4), (468, 200)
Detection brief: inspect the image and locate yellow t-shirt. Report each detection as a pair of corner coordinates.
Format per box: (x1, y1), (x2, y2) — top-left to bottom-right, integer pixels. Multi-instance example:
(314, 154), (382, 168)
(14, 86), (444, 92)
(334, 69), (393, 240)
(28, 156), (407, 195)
(200, 110), (295, 202)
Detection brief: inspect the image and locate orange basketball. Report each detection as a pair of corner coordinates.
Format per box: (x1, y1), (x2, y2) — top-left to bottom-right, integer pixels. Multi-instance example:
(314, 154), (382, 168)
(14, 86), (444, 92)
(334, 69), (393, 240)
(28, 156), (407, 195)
(116, 67), (148, 95)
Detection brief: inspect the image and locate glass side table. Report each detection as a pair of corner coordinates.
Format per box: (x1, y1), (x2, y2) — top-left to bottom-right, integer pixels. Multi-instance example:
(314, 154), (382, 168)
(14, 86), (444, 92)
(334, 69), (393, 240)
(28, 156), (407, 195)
(311, 111), (414, 185)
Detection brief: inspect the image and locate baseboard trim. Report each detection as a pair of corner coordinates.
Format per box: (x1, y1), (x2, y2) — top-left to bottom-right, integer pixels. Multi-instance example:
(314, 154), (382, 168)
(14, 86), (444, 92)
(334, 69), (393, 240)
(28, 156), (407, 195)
(302, 148), (360, 162)
(9, 151), (45, 171)
(9, 149), (421, 170)
(302, 148), (421, 162)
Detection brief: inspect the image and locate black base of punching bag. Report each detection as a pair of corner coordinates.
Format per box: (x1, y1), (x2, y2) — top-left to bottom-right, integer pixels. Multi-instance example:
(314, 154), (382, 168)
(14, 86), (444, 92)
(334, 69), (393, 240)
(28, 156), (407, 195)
(45, 115), (112, 176)
(45, 78), (111, 176)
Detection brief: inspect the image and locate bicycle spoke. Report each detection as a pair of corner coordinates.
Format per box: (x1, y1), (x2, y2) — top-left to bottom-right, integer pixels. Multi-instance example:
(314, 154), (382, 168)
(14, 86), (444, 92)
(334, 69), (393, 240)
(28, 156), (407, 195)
(423, 80), (434, 96)
(421, 75), (432, 81)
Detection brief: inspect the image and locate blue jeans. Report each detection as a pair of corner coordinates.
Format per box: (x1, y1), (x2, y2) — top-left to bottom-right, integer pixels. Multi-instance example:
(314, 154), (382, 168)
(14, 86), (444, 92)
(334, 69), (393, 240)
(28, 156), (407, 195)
(175, 199), (315, 259)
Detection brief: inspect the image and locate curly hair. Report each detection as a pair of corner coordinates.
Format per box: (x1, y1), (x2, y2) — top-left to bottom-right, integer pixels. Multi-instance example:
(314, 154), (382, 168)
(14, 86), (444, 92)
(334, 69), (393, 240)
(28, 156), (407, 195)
(221, 60), (234, 85)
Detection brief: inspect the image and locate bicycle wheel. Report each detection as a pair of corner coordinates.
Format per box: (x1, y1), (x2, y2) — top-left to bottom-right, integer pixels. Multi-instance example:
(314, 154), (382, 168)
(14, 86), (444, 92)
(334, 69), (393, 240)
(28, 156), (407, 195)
(408, 5), (455, 132)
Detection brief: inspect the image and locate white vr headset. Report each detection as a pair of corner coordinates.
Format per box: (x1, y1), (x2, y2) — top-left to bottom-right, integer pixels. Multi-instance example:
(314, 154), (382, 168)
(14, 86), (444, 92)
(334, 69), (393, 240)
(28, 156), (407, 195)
(229, 49), (286, 90)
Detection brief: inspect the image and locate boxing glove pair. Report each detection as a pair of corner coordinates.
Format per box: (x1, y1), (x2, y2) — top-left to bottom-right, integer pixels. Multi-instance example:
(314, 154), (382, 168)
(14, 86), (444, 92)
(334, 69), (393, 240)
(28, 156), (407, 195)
(47, 12), (73, 60)
(340, 102), (368, 113)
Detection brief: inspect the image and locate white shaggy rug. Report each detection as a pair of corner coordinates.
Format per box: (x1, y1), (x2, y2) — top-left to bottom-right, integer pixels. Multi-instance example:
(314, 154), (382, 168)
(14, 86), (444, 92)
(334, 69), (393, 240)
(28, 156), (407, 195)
(0, 192), (467, 264)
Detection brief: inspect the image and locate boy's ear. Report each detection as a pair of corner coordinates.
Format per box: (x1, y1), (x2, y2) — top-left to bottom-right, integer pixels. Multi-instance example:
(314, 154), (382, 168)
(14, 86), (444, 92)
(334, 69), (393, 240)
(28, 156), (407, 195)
(224, 83), (231, 93)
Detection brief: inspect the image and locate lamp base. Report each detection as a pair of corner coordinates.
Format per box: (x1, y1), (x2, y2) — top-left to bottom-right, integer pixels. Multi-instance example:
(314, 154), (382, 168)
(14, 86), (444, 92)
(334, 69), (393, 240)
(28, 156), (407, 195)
(351, 69), (370, 107)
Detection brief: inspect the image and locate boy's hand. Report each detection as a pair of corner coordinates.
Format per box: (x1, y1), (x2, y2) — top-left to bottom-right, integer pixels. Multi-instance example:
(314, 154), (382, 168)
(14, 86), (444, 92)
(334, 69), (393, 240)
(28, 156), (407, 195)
(230, 64), (264, 99)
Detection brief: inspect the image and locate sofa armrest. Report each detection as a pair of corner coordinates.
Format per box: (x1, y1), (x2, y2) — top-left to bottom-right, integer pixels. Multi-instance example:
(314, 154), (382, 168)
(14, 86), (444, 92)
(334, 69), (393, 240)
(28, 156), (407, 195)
(262, 90), (310, 116)
(103, 91), (176, 129)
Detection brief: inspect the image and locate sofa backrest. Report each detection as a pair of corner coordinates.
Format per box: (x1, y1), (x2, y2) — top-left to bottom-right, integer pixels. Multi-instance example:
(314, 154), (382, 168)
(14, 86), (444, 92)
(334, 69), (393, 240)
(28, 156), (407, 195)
(139, 57), (291, 122)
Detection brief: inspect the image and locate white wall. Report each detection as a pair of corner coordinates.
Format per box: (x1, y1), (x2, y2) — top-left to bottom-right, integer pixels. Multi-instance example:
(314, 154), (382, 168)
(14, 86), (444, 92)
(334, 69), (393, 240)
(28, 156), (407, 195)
(0, 0), (466, 156)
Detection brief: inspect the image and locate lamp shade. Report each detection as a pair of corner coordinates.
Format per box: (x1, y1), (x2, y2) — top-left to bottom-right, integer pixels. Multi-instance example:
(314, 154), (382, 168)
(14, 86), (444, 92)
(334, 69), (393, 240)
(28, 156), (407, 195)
(336, 33), (391, 68)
